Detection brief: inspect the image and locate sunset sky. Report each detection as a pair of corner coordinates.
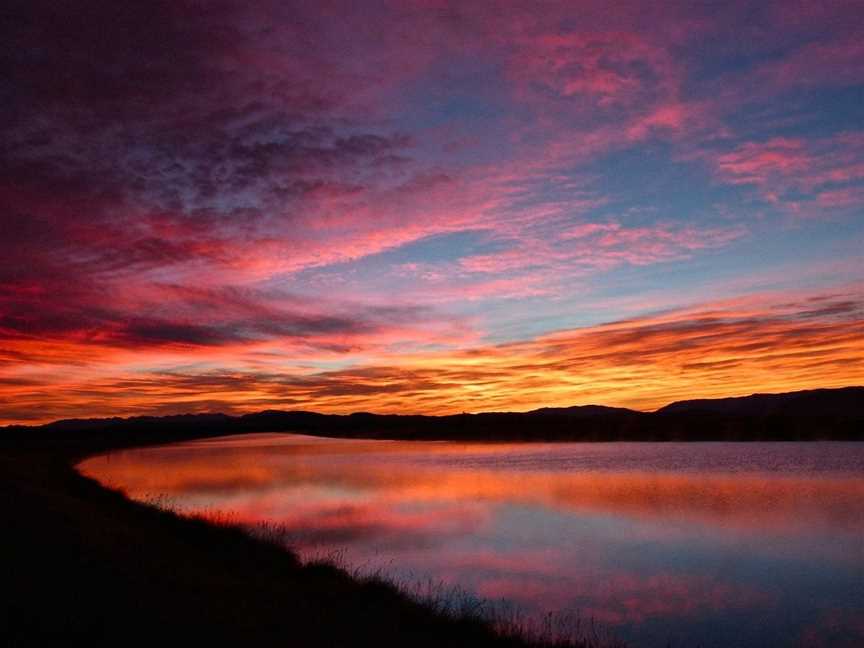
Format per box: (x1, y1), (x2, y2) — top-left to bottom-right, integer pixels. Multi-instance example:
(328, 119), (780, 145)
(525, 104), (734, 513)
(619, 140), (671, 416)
(2, 0), (863, 424)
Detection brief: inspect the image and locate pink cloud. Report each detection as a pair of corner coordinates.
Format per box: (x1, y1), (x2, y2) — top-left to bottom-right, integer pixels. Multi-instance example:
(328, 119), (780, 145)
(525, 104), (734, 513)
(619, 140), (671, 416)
(4, 0), (864, 426)
(4, 284), (861, 423)
(708, 133), (864, 216)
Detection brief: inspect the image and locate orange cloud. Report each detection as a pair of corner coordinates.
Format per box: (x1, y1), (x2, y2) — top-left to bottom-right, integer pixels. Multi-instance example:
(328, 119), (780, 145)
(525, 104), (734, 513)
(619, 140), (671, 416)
(6, 287), (861, 424)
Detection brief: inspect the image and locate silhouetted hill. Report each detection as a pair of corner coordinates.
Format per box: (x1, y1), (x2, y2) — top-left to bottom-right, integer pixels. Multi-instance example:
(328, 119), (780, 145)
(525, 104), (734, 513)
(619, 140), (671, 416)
(527, 404), (639, 418)
(658, 386), (864, 417)
(3, 387), (862, 443)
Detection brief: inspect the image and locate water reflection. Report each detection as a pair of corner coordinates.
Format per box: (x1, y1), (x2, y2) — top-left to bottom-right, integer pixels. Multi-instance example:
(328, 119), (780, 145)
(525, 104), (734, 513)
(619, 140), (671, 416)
(80, 435), (864, 648)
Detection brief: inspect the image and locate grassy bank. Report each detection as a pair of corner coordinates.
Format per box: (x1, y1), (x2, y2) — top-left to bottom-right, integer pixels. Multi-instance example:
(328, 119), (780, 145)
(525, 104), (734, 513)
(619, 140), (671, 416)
(0, 436), (619, 648)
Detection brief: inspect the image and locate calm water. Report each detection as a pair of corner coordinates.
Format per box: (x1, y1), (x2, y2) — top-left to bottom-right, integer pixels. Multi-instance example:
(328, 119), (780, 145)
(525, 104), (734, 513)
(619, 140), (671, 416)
(79, 435), (864, 647)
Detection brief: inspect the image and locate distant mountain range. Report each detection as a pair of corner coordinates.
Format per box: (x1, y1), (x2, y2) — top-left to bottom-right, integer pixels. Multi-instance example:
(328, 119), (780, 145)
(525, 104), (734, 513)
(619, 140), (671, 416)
(658, 387), (864, 417)
(4, 386), (863, 444)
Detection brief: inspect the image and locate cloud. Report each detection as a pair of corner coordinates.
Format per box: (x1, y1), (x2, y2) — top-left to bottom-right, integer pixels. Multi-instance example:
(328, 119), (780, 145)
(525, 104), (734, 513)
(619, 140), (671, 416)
(2, 287), (861, 423)
(709, 133), (864, 216)
(2, 1), (863, 423)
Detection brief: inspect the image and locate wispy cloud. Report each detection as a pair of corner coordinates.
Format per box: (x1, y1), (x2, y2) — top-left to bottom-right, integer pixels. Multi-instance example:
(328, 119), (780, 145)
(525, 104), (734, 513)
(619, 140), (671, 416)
(2, 1), (863, 422)
(2, 288), (860, 423)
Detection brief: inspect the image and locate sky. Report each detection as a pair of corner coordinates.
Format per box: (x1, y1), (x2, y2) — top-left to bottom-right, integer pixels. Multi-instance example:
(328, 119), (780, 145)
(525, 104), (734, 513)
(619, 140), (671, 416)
(1, 0), (862, 424)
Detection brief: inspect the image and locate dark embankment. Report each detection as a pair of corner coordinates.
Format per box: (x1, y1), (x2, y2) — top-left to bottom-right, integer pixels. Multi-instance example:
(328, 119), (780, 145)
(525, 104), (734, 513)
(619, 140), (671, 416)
(5, 386), (862, 444)
(0, 436), (609, 648)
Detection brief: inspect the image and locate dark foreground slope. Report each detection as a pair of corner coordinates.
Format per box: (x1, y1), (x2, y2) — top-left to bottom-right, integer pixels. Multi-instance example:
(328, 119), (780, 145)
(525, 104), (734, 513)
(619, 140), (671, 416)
(6, 387), (862, 443)
(0, 438), (607, 648)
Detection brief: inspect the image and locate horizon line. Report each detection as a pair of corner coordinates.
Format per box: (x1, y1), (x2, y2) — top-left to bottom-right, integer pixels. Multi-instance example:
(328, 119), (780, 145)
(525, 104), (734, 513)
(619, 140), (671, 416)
(7, 385), (862, 430)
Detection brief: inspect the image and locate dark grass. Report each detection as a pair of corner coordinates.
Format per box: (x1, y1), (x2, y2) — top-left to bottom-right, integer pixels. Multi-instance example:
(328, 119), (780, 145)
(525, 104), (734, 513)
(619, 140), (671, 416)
(0, 437), (623, 648)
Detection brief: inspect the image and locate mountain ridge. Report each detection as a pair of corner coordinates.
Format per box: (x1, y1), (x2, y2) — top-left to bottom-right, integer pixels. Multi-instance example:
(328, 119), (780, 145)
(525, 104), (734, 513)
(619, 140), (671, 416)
(3, 386), (862, 443)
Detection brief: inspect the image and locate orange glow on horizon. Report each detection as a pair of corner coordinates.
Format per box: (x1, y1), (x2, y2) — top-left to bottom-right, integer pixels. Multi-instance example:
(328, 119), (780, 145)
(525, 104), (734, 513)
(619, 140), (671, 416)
(4, 288), (862, 424)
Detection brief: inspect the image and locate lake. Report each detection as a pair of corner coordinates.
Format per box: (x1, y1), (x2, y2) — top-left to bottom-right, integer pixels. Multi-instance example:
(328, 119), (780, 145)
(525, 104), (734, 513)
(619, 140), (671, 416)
(79, 435), (864, 647)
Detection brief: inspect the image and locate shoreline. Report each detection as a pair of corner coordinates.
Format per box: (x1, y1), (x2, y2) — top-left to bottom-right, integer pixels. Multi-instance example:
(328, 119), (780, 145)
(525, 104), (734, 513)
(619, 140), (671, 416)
(0, 432), (617, 648)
